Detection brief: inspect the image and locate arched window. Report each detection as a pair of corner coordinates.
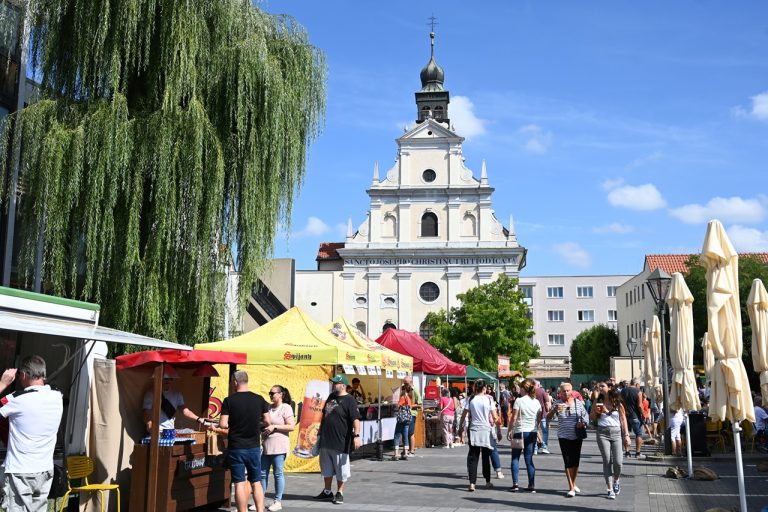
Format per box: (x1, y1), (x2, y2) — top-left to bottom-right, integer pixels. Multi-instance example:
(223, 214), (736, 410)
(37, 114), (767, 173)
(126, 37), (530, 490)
(355, 321), (367, 335)
(421, 212), (438, 237)
(382, 321), (397, 332)
(462, 212), (476, 236)
(419, 320), (434, 341)
(382, 213), (397, 238)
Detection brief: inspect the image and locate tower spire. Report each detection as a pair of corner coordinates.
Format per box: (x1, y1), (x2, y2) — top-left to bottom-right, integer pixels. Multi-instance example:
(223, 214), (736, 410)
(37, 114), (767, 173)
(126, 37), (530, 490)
(416, 18), (449, 125)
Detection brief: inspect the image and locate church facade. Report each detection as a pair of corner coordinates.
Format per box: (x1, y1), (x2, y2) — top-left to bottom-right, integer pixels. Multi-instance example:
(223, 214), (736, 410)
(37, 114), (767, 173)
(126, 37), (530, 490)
(295, 33), (526, 338)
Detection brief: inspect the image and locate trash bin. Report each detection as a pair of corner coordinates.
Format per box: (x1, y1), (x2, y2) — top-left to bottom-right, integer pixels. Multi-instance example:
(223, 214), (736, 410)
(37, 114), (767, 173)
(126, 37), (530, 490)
(687, 411), (709, 456)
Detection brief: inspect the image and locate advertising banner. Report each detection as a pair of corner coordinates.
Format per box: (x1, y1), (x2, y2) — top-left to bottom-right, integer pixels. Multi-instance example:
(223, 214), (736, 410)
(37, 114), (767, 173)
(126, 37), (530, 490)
(209, 364), (333, 472)
(498, 355), (512, 378)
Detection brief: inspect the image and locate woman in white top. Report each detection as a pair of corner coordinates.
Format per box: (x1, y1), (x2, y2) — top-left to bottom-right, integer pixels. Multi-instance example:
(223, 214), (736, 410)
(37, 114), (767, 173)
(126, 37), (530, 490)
(668, 408), (685, 456)
(506, 378), (541, 493)
(589, 383), (629, 500)
(259, 385), (296, 511)
(459, 379), (500, 492)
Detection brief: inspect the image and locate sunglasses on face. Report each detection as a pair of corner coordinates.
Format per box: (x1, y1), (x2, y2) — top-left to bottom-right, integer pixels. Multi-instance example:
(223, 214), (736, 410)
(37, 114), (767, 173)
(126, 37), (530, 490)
(269, 391), (282, 396)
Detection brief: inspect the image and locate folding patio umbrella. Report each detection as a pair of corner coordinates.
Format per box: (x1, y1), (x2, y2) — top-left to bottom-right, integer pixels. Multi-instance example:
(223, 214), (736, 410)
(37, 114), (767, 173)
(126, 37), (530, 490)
(701, 219), (755, 512)
(643, 323), (661, 407)
(666, 272), (700, 478)
(747, 279), (768, 405)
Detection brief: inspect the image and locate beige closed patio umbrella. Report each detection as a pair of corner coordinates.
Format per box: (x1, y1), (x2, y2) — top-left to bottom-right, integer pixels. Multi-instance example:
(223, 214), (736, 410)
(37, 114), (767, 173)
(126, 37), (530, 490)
(747, 278), (768, 404)
(667, 272), (700, 478)
(701, 219), (755, 512)
(642, 327), (656, 405)
(667, 272), (701, 412)
(645, 319), (662, 407)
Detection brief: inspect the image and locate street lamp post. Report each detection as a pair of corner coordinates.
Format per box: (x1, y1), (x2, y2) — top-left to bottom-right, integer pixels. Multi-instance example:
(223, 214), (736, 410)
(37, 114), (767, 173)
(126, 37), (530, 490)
(626, 337), (639, 381)
(646, 268), (673, 456)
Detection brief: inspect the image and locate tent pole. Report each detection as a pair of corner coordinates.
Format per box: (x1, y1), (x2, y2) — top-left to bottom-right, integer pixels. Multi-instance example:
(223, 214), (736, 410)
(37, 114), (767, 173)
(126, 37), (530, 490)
(376, 371), (383, 460)
(684, 411), (693, 478)
(732, 421), (748, 512)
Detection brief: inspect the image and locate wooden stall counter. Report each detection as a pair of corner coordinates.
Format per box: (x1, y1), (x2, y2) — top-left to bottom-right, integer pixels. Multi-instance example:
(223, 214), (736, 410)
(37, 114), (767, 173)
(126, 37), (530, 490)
(130, 442), (230, 512)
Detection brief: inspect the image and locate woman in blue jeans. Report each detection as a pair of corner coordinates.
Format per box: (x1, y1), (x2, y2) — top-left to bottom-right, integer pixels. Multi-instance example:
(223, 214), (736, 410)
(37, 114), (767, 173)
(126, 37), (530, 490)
(507, 379), (542, 493)
(259, 385), (296, 511)
(392, 384), (413, 460)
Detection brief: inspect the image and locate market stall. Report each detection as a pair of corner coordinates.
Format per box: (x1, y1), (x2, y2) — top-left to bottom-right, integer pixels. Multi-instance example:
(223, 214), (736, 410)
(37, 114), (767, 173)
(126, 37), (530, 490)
(196, 307), (389, 472)
(375, 329), (466, 448)
(326, 318), (413, 447)
(0, 286), (192, 511)
(115, 349), (247, 512)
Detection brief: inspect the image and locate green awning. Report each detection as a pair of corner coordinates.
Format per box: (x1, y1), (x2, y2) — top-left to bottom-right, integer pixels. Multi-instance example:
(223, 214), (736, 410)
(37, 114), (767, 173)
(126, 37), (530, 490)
(446, 365), (497, 383)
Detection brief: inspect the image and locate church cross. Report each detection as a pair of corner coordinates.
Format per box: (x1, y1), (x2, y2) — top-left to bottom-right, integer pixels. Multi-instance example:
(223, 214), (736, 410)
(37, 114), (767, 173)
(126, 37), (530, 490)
(427, 15), (438, 33)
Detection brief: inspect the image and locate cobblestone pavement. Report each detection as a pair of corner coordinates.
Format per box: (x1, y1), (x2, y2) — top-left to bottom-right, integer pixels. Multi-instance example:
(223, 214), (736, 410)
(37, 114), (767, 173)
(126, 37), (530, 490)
(227, 432), (768, 512)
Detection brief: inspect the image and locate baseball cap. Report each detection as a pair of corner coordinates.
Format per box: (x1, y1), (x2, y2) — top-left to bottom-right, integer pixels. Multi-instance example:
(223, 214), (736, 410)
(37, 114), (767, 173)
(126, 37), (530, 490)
(330, 375), (350, 385)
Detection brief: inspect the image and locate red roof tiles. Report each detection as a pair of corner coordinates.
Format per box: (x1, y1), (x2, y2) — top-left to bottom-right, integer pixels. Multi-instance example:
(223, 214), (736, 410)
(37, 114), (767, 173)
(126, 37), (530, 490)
(645, 253), (768, 274)
(316, 242), (344, 261)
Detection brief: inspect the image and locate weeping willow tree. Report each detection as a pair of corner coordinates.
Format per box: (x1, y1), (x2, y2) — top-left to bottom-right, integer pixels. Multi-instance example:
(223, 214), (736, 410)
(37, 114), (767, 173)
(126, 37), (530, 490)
(0, 0), (325, 344)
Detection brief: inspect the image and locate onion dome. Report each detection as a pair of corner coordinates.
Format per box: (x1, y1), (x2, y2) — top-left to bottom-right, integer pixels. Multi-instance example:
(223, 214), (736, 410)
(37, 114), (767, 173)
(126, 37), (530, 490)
(419, 32), (444, 92)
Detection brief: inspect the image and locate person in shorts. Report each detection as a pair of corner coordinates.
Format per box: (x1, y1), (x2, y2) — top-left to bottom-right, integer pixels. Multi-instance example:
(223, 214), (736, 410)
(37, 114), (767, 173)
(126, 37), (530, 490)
(0, 356), (63, 512)
(620, 378), (645, 459)
(313, 375), (361, 505)
(669, 409), (685, 456)
(216, 370), (270, 512)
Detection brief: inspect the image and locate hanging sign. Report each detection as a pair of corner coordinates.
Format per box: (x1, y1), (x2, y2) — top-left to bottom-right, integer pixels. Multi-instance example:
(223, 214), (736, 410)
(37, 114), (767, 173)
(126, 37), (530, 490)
(342, 365), (355, 374)
(355, 365), (368, 375)
(498, 355), (512, 378)
(386, 369), (394, 379)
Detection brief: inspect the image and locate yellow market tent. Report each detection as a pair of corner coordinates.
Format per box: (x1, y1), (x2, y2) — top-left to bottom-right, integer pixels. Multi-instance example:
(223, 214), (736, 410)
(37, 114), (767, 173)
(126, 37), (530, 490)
(195, 307), (387, 473)
(197, 306), (380, 366)
(327, 317), (413, 372)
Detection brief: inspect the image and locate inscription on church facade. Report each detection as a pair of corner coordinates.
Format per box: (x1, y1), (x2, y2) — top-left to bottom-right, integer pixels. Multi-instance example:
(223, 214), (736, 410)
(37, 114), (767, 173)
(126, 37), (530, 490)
(347, 256), (518, 267)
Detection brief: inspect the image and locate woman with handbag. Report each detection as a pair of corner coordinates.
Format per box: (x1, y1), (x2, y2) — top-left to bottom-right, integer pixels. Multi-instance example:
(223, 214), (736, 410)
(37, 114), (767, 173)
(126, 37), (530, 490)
(590, 382), (630, 500)
(392, 384), (414, 460)
(439, 388), (457, 448)
(458, 379), (499, 492)
(547, 382), (588, 498)
(506, 378), (541, 493)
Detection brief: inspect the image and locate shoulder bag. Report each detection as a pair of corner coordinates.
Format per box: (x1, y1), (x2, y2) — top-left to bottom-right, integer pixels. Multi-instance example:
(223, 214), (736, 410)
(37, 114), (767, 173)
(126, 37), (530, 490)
(574, 400), (588, 439)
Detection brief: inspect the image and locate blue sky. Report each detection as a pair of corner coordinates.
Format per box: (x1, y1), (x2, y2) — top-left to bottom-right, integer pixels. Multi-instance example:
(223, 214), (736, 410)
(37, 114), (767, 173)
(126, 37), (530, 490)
(264, 1), (768, 276)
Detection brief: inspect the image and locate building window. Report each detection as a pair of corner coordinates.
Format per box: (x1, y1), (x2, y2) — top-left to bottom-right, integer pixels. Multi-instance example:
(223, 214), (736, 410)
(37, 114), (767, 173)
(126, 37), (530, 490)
(354, 294), (368, 308)
(577, 286), (593, 298)
(547, 310), (564, 322)
(626, 292), (629, 307)
(627, 325), (630, 339)
(608, 309), (618, 322)
(381, 294), (398, 308)
(382, 321), (397, 332)
(547, 287), (563, 298)
(421, 212), (438, 237)
(355, 321), (367, 335)
(577, 310), (594, 322)
(642, 285), (645, 300)
(422, 169), (436, 183)
(607, 286), (617, 297)
(520, 286), (533, 299)
(419, 282), (440, 302)
(419, 320), (434, 340)
(548, 334), (565, 346)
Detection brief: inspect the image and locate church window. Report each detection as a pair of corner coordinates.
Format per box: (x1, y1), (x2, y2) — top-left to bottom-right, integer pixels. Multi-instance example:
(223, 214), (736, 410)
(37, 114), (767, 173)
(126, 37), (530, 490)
(355, 321), (367, 335)
(381, 294), (398, 308)
(382, 321), (397, 332)
(462, 212), (476, 236)
(419, 320), (434, 341)
(382, 213), (397, 237)
(421, 212), (438, 237)
(419, 282), (440, 302)
(433, 105), (444, 119)
(354, 294), (368, 308)
(422, 169), (436, 183)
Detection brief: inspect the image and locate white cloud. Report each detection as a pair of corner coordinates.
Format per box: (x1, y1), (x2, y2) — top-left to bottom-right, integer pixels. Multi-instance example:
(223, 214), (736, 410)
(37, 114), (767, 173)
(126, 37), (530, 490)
(732, 91), (768, 121)
(518, 124), (553, 154)
(605, 182), (667, 210)
(669, 196), (767, 225)
(601, 178), (625, 191)
(552, 242), (592, 268)
(593, 222), (635, 234)
(450, 96), (486, 139)
(625, 151), (663, 171)
(291, 216), (330, 238)
(727, 224), (768, 251)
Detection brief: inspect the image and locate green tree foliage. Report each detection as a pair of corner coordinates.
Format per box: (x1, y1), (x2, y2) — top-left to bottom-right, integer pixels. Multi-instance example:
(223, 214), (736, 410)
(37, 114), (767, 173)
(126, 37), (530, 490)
(569, 324), (619, 374)
(0, 0), (325, 344)
(684, 254), (768, 385)
(423, 275), (537, 372)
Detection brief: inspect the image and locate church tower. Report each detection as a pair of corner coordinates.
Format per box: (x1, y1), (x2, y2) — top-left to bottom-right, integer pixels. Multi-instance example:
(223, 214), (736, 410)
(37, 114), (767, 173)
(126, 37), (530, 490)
(415, 31), (449, 125)
(301, 29), (526, 338)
